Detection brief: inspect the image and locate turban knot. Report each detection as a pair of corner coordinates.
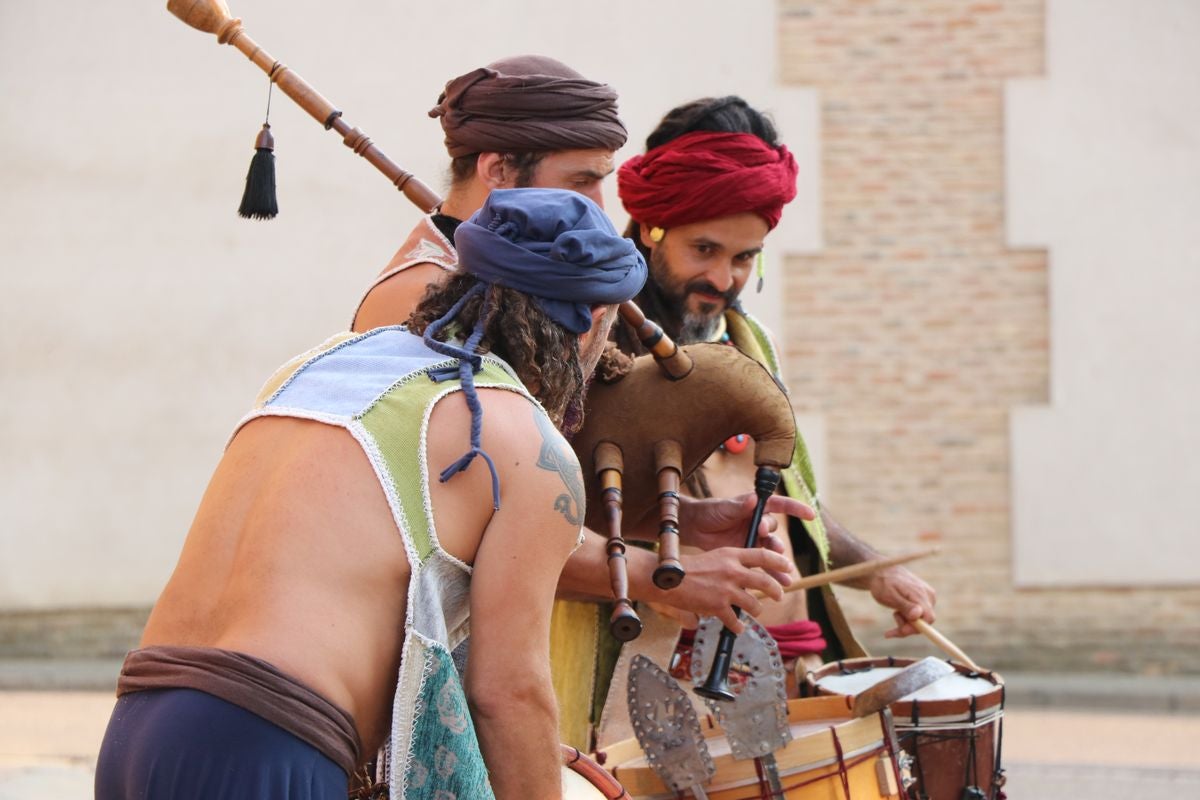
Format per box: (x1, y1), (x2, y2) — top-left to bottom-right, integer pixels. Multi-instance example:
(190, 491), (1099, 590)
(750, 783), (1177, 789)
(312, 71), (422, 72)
(618, 131), (799, 231)
(430, 55), (628, 158)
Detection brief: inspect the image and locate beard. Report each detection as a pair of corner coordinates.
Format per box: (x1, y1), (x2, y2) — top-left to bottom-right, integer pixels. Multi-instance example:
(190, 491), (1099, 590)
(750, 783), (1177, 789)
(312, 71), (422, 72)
(648, 248), (739, 344)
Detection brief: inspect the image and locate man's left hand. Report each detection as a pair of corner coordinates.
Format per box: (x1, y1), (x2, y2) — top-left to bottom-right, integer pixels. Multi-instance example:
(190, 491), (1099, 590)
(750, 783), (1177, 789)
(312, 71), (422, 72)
(678, 493), (815, 556)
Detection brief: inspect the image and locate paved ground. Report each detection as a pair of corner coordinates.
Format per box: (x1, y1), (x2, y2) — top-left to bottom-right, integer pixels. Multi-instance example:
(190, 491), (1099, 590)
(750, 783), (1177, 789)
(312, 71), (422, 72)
(4, 689), (1200, 798)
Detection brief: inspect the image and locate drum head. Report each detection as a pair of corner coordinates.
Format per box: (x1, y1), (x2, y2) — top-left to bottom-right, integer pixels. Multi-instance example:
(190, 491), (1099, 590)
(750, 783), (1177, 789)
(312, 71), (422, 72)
(807, 657), (1004, 726)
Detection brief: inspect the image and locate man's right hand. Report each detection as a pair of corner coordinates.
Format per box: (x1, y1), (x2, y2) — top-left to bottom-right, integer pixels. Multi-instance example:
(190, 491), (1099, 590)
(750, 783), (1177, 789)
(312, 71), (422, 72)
(641, 545), (793, 632)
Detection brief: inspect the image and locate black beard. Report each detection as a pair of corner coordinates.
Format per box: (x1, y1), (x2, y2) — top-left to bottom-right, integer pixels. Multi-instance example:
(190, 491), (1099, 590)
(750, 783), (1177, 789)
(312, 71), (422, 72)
(646, 249), (738, 344)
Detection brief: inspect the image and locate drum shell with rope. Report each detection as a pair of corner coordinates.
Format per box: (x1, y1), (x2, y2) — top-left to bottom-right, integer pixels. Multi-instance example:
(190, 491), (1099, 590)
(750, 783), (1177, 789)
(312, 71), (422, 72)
(563, 744), (632, 799)
(805, 657), (1005, 800)
(597, 696), (904, 799)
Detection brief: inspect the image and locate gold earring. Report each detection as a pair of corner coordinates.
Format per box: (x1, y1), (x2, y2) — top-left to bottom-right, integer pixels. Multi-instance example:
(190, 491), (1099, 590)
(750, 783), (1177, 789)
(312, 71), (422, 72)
(649, 226), (665, 243)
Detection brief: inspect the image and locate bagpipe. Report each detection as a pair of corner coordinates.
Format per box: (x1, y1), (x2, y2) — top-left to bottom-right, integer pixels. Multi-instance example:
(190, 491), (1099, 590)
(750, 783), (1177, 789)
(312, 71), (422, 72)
(166, 0), (796, 700)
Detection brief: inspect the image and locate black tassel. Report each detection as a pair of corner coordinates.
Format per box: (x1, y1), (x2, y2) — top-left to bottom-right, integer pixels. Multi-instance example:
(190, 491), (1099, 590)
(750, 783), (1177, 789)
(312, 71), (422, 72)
(238, 124), (278, 220)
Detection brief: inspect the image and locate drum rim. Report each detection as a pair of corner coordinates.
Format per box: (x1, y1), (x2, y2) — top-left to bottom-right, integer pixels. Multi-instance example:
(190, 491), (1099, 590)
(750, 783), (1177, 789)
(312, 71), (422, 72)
(806, 656), (1005, 722)
(562, 744), (629, 799)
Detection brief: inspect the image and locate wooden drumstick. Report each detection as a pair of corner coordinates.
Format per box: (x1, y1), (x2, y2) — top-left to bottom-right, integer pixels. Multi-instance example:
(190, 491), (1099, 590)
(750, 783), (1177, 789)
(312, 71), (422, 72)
(752, 547), (938, 599)
(912, 619), (982, 672)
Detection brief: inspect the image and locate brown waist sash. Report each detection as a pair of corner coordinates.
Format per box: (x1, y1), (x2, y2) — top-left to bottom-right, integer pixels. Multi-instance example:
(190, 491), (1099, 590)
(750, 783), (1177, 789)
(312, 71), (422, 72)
(117, 645), (362, 776)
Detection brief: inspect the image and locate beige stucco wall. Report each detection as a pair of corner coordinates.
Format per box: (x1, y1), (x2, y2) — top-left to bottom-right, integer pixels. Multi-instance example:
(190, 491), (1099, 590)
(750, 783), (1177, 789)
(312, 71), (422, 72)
(1007, 0), (1200, 586)
(5, 2), (1196, 675)
(0, 0), (819, 609)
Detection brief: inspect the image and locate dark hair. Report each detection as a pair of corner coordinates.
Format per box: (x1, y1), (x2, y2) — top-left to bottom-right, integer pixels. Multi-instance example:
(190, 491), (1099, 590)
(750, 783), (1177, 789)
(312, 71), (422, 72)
(618, 96), (775, 352)
(408, 272), (585, 432)
(644, 96), (780, 151)
(626, 95), (780, 257)
(449, 151), (549, 187)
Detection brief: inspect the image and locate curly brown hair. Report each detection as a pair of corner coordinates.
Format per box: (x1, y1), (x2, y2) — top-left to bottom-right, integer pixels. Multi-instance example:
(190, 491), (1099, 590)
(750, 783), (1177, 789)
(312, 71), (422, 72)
(408, 272), (586, 433)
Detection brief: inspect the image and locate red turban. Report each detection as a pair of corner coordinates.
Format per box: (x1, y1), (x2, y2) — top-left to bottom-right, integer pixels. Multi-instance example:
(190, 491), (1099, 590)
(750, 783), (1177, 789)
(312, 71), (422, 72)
(617, 131), (798, 230)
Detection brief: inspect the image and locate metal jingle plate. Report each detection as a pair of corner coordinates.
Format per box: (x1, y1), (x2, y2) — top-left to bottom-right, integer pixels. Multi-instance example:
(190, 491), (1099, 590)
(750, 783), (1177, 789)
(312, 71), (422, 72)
(689, 615), (792, 760)
(627, 654), (716, 791)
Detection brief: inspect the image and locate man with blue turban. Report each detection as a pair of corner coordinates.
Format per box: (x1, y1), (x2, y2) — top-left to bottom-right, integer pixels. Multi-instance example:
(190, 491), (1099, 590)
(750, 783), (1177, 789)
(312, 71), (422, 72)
(96, 190), (647, 799)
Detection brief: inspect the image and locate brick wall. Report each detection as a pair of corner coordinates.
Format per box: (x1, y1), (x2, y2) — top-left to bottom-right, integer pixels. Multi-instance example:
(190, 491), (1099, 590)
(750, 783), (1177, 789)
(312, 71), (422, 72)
(777, 0), (1200, 674)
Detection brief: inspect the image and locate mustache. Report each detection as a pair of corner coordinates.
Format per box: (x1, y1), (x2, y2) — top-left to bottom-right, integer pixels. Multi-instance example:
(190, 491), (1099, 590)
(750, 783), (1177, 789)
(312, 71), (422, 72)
(684, 280), (738, 307)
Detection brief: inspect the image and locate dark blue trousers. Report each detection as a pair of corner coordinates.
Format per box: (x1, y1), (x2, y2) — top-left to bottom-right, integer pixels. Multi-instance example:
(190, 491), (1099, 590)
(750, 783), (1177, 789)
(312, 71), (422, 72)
(95, 688), (350, 799)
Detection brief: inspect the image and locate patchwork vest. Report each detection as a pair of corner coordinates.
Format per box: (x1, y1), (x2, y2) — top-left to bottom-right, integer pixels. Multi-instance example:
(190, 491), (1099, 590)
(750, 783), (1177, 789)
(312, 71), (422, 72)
(240, 326), (535, 799)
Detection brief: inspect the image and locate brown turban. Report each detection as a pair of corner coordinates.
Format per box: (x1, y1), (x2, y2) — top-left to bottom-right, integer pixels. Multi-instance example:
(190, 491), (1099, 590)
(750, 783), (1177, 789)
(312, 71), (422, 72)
(429, 55), (628, 158)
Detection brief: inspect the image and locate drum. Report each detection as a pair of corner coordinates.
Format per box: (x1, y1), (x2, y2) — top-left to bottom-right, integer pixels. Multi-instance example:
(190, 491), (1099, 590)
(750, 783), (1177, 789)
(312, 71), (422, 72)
(563, 744), (632, 799)
(806, 658), (1005, 800)
(598, 695), (904, 799)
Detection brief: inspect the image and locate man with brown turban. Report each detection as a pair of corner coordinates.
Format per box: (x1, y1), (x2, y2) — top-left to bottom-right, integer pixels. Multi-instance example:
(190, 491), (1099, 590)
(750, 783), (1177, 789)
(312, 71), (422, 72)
(609, 96), (939, 706)
(352, 54), (629, 332)
(347, 59), (812, 753)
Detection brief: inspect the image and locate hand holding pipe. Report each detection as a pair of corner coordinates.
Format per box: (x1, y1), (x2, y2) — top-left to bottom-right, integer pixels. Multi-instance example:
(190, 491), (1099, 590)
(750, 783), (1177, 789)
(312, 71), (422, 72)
(694, 467), (782, 702)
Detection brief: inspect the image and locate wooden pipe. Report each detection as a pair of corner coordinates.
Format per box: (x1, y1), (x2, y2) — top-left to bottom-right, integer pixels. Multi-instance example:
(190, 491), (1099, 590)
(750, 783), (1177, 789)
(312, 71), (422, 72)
(595, 442), (641, 641)
(652, 440), (685, 589)
(617, 302), (693, 380)
(572, 341), (796, 536)
(166, 0), (441, 212)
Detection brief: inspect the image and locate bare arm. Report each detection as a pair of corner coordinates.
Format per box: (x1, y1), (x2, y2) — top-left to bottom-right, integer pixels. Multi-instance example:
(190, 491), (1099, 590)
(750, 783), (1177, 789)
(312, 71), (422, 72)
(821, 504), (938, 637)
(351, 261), (448, 332)
(466, 408), (581, 799)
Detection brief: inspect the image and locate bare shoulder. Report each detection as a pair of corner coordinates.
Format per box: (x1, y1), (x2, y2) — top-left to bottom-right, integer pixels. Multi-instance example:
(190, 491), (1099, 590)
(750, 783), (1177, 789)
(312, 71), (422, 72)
(474, 390), (585, 529)
(353, 261), (450, 332)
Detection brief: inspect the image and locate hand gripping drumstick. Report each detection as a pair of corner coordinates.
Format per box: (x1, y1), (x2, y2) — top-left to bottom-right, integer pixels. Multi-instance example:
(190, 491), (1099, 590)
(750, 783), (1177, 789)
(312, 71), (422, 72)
(694, 467), (782, 702)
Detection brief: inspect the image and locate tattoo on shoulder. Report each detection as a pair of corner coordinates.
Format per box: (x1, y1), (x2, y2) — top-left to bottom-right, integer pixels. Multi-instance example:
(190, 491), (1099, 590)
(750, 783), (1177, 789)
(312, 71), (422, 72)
(533, 409), (585, 526)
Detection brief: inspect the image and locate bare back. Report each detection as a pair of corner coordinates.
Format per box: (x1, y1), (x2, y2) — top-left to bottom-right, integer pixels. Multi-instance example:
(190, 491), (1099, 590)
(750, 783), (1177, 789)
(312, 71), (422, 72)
(141, 389), (518, 755)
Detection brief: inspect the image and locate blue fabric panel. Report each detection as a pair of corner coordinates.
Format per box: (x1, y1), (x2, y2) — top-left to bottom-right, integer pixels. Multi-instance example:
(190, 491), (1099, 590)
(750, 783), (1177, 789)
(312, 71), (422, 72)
(268, 328), (447, 419)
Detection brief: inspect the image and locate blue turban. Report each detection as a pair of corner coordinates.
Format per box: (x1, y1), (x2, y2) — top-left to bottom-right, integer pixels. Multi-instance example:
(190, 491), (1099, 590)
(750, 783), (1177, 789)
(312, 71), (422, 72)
(422, 188), (647, 508)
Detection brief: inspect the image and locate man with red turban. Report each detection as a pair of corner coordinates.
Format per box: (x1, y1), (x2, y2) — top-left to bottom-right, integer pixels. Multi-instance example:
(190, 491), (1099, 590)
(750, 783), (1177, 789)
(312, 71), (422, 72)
(613, 96), (938, 700)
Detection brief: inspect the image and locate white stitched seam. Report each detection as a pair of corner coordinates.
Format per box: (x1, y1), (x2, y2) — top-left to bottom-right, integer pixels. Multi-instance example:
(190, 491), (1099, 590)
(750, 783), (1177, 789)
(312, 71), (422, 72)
(390, 632), (445, 798)
(263, 326), (404, 406)
(250, 331), (352, 404)
(418, 384), (465, 573)
(346, 421), (422, 588)
(226, 407), (350, 449)
(419, 381), (540, 575)
(357, 357), (460, 419)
